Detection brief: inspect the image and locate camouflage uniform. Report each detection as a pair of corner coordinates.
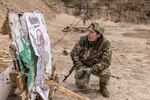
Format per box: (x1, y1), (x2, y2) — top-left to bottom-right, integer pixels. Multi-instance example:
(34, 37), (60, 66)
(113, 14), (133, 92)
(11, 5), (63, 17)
(70, 35), (112, 91)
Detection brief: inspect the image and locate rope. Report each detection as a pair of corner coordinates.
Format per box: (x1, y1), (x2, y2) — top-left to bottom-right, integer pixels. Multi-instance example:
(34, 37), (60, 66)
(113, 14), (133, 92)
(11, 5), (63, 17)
(52, 17), (83, 47)
(52, 32), (69, 48)
(69, 15), (78, 28)
(112, 52), (122, 65)
(70, 18), (82, 29)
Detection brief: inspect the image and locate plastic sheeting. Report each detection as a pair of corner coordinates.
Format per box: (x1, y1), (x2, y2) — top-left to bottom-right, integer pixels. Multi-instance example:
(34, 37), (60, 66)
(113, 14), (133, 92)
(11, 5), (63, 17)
(8, 11), (52, 99)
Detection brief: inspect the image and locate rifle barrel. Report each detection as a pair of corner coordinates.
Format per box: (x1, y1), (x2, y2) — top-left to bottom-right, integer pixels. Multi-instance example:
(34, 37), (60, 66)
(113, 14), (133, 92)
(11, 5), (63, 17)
(63, 66), (75, 82)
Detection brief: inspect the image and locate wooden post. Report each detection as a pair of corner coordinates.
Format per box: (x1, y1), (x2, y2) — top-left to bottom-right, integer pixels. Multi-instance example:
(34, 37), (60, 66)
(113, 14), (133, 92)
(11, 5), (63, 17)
(9, 44), (21, 72)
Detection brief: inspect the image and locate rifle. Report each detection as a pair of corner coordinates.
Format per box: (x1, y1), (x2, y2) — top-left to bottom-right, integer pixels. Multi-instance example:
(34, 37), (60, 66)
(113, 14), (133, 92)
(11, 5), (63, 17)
(63, 47), (103, 82)
(63, 66), (75, 82)
(63, 38), (108, 82)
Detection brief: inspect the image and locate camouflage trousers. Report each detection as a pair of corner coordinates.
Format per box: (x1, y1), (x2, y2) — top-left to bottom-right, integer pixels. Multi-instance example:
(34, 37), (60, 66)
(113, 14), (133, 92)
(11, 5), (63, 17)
(75, 67), (111, 89)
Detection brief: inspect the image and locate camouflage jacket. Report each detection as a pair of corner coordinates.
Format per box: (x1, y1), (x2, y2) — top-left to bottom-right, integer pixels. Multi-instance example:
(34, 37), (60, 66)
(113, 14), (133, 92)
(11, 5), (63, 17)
(70, 35), (112, 71)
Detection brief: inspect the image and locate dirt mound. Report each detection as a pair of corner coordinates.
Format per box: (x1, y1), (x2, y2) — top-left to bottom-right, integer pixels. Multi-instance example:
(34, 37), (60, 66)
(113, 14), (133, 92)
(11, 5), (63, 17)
(0, 0), (56, 73)
(0, 0), (55, 27)
(60, 0), (150, 24)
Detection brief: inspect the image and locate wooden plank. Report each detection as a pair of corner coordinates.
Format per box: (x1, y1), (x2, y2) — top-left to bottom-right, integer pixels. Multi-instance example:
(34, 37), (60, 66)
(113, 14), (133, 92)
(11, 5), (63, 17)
(20, 91), (27, 100)
(16, 75), (26, 94)
(45, 80), (89, 100)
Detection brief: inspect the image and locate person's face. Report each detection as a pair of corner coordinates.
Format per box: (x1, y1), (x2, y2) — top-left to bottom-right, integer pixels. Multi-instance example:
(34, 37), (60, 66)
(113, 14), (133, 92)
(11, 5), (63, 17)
(87, 28), (100, 42)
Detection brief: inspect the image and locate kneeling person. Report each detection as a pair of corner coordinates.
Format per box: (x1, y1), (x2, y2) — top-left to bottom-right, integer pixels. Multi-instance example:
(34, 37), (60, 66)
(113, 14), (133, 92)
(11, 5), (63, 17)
(70, 22), (112, 98)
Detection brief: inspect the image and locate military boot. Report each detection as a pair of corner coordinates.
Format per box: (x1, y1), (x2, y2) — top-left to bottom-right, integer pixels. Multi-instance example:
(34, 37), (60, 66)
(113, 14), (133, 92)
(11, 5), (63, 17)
(100, 83), (110, 98)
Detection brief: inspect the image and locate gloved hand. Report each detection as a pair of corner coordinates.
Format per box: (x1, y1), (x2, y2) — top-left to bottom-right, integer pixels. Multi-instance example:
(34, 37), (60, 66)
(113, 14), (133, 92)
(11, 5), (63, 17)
(76, 67), (92, 79)
(83, 68), (92, 74)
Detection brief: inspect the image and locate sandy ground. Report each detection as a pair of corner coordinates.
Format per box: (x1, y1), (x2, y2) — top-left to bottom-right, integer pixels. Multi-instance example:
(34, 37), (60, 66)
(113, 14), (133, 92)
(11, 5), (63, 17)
(46, 14), (150, 100)
(0, 8), (150, 100)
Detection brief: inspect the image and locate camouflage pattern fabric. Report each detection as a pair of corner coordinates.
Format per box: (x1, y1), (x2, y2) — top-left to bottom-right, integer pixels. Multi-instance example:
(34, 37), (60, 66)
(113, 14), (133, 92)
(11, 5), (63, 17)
(89, 22), (104, 34)
(70, 35), (112, 88)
